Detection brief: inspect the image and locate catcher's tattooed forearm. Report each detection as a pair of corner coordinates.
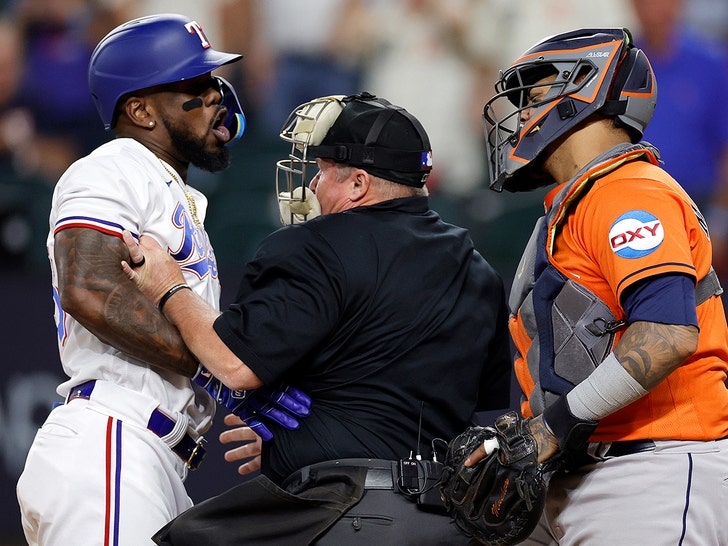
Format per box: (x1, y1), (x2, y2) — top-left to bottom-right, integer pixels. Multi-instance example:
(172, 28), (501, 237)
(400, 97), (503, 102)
(527, 416), (560, 463)
(55, 228), (198, 376)
(614, 321), (698, 391)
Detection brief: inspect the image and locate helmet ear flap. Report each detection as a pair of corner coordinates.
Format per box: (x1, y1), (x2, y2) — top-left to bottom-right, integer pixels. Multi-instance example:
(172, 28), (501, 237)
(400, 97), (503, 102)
(617, 48), (654, 97)
(599, 47), (637, 118)
(603, 46), (656, 141)
(609, 48), (638, 101)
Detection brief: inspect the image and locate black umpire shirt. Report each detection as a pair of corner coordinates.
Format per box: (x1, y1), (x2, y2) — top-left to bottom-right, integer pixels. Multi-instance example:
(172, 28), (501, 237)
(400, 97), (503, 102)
(213, 196), (511, 483)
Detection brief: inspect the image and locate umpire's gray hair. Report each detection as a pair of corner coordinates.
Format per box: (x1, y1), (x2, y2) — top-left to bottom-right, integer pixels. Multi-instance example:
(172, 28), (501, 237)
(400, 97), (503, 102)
(335, 164), (429, 200)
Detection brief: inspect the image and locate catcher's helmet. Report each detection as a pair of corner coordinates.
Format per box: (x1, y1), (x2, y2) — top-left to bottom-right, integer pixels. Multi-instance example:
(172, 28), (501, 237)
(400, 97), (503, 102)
(276, 92), (433, 224)
(483, 28), (657, 192)
(88, 13), (244, 133)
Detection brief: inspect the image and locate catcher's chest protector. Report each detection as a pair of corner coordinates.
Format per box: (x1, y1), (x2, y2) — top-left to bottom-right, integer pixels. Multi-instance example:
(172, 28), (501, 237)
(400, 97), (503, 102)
(508, 145), (653, 416)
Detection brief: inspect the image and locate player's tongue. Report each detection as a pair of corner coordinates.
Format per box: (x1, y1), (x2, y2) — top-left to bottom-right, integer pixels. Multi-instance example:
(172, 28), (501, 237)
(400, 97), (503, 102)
(212, 124), (230, 143)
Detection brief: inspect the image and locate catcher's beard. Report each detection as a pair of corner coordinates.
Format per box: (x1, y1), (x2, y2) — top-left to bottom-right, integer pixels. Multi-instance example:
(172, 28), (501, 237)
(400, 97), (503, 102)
(162, 116), (231, 173)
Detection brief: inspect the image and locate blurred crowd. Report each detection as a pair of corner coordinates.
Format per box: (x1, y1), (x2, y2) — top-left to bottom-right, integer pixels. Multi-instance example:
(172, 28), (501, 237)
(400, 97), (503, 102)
(1, 0), (727, 295)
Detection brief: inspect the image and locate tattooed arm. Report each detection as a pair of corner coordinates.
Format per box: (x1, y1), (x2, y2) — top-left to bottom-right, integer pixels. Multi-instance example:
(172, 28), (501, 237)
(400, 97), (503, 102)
(613, 321), (698, 390)
(528, 320), (698, 463)
(464, 319), (699, 466)
(54, 227), (199, 376)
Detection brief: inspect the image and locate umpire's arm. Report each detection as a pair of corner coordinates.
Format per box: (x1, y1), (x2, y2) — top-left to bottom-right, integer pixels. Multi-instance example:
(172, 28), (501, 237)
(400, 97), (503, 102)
(121, 230), (263, 391)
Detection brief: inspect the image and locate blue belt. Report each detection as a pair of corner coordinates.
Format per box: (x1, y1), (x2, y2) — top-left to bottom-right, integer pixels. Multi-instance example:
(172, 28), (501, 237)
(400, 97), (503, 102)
(67, 380), (206, 470)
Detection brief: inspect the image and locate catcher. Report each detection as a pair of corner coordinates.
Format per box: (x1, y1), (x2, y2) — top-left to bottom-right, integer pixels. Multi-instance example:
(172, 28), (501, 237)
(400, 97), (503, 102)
(441, 28), (728, 545)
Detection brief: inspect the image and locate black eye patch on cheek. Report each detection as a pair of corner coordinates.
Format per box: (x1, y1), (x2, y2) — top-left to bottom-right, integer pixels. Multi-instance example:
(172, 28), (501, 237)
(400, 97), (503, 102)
(182, 97), (203, 111)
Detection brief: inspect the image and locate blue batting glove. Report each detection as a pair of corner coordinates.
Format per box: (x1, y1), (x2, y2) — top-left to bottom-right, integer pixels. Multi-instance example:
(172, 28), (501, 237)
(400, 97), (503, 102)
(193, 366), (312, 441)
(232, 385), (312, 441)
(192, 365), (251, 414)
(258, 384), (312, 418)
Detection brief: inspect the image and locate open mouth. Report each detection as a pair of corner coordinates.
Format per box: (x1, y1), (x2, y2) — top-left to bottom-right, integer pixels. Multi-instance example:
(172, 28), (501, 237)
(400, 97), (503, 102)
(211, 108), (230, 143)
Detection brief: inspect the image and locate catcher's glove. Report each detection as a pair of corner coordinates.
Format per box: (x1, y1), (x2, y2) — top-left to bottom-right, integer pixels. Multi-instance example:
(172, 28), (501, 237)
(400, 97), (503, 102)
(440, 411), (546, 546)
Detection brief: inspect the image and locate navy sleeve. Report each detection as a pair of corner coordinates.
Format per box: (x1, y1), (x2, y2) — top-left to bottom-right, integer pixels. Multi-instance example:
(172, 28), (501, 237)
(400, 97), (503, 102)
(621, 273), (698, 327)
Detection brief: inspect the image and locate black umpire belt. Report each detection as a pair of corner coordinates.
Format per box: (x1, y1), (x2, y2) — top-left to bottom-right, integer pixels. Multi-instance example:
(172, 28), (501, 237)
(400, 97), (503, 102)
(67, 380), (206, 470)
(291, 458), (397, 490)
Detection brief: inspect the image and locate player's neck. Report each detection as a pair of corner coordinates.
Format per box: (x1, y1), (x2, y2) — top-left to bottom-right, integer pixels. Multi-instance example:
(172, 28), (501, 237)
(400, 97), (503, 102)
(152, 154), (188, 185)
(545, 119), (631, 183)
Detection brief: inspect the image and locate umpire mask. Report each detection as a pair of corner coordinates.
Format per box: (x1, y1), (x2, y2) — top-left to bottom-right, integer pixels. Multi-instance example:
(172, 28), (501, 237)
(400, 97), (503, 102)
(276, 92), (433, 225)
(276, 95), (344, 225)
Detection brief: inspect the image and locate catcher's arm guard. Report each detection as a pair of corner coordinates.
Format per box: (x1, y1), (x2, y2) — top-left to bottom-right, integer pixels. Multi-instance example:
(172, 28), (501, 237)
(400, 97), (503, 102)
(440, 412), (547, 546)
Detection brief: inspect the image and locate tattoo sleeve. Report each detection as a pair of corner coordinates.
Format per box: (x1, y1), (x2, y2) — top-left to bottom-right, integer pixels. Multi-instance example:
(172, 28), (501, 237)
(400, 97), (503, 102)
(54, 228), (199, 376)
(613, 320), (698, 391)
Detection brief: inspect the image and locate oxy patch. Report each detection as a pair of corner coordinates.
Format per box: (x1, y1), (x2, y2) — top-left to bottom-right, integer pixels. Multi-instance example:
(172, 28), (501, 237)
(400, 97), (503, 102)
(609, 210), (663, 258)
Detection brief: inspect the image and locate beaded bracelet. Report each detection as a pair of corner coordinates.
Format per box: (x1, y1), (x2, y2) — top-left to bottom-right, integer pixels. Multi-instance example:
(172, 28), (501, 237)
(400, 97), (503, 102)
(158, 283), (192, 313)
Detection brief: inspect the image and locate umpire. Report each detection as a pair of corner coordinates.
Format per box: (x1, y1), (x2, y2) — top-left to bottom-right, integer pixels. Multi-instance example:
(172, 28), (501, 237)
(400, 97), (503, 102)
(123, 92), (512, 544)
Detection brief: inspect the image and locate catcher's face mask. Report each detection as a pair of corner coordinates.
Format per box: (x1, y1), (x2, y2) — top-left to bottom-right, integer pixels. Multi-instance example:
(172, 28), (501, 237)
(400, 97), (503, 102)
(276, 96), (344, 225)
(483, 27), (656, 193)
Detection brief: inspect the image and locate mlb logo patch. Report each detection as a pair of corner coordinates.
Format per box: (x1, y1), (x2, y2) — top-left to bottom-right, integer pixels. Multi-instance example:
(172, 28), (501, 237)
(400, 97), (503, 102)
(609, 210), (663, 258)
(421, 150), (433, 170)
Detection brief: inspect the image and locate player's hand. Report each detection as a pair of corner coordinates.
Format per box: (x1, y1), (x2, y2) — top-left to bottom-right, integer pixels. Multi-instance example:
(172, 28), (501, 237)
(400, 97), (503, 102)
(527, 415), (560, 463)
(193, 365), (253, 414)
(220, 414), (262, 475)
(464, 415), (559, 466)
(120, 230), (185, 305)
(195, 366), (312, 441)
(233, 385), (312, 441)
(464, 438), (492, 467)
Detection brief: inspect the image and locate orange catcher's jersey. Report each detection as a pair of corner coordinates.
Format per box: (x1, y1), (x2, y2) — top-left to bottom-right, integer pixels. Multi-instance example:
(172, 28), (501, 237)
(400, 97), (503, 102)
(511, 146), (728, 442)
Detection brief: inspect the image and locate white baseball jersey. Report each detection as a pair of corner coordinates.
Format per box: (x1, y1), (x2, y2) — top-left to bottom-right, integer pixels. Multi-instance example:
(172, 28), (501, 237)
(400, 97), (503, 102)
(18, 137), (222, 545)
(48, 137), (218, 434)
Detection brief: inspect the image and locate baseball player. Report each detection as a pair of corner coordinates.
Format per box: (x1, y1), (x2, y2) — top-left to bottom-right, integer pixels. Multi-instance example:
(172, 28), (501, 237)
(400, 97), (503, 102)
(464, 28), (728, 544)
(16, 14), (308, 546)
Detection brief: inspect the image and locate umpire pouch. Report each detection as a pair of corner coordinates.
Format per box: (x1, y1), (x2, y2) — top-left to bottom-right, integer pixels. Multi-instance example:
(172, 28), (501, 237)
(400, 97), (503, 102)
(153, 463), (368, 546)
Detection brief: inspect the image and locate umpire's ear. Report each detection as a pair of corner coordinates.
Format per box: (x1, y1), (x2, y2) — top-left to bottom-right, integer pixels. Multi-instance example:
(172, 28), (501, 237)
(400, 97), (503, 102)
(346, 168), (371, 204)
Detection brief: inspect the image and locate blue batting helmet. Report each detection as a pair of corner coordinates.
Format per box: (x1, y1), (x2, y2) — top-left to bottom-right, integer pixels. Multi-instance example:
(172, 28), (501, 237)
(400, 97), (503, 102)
(89, 13), (243, 130)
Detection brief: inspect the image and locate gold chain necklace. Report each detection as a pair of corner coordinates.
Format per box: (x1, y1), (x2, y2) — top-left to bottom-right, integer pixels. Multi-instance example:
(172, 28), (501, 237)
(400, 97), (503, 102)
(158, 158), (201, 226)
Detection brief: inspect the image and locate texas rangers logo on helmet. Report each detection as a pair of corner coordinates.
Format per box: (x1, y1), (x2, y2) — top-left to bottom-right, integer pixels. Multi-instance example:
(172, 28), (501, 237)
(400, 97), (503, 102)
(184, 21), (210, 49)
(609, 210), (664, 259)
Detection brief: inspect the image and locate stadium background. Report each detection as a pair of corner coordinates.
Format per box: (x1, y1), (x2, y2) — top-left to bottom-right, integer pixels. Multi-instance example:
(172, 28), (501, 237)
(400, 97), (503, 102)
(1, 1), (726, 543)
